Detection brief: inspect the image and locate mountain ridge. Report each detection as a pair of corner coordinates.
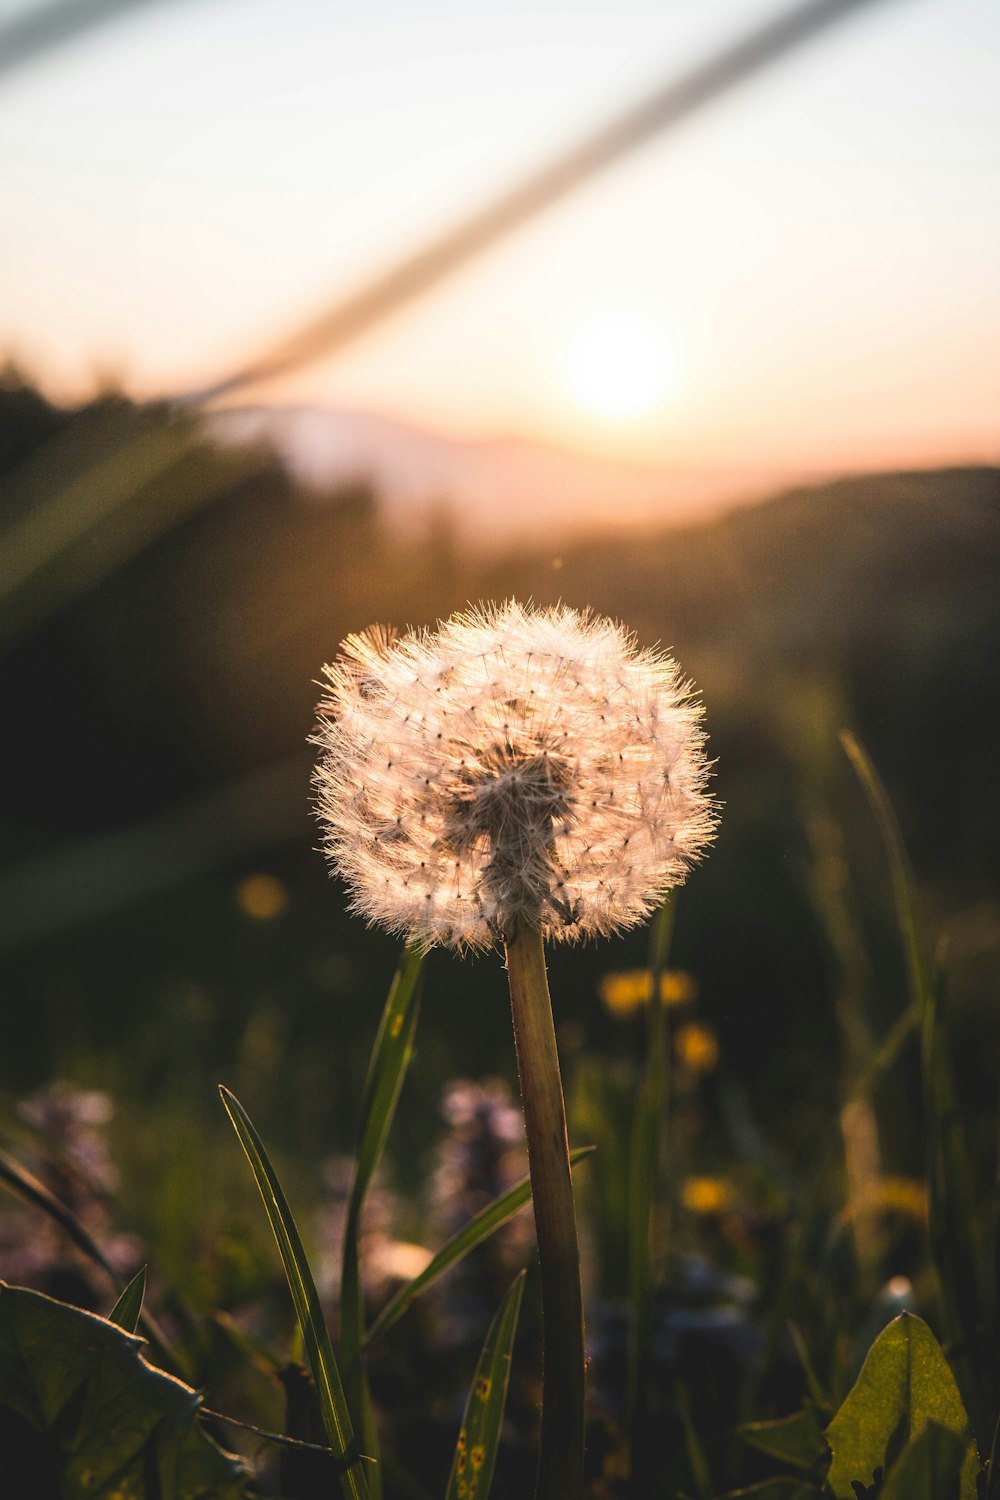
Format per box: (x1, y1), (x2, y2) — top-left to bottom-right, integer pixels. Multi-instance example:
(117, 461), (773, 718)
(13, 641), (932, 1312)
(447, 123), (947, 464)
(210, 401), (825, 544)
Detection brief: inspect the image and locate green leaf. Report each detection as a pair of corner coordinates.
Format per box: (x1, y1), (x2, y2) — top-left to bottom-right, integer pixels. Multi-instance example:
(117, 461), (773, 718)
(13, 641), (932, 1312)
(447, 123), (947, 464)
(341, 944), (424, 1496)
(444, 1271), (525, 1500)
(350, 945), (425, 1215)
(219, 1085), (370, 1500)
(109, 1266), (147, 1334)
(0, 1281), (246, 1498)
(740, 1407), (828, 1472)
(879, 1420), (968, 1500)
(365, 1145), (594, 1347)
(825, 1313), (979, 1500)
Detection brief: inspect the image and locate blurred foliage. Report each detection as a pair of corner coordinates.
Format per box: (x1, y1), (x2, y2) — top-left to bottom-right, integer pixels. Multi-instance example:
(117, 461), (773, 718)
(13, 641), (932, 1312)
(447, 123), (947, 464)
(1, 370), (999, 1495)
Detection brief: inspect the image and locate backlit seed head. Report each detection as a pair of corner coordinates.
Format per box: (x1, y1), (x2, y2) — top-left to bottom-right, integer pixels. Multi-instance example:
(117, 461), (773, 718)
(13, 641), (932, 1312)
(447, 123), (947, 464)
(312, 601), (717, 951)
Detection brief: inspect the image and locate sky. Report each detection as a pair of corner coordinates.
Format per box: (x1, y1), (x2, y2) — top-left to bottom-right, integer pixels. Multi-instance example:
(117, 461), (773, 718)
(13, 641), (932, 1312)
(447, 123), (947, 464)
(2, 0), (999, 479)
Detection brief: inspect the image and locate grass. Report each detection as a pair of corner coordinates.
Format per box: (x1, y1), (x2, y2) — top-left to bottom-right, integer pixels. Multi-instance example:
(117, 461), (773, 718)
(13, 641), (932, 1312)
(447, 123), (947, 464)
(0, 730), (996, 1499)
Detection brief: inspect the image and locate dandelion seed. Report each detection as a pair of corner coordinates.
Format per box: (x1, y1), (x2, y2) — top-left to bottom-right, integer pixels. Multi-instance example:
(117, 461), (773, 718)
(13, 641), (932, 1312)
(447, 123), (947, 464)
(312, 601), (716, 951)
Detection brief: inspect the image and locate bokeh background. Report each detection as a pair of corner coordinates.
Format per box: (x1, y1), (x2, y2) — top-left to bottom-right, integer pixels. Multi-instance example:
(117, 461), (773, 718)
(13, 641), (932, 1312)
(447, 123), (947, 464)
(2, 0), (999, 1491)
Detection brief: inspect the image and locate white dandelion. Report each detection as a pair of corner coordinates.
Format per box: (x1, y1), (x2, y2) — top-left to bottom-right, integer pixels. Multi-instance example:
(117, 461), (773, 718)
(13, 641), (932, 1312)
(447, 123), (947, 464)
(312, 600), (716, 952)
(312, 599), (717, 1500)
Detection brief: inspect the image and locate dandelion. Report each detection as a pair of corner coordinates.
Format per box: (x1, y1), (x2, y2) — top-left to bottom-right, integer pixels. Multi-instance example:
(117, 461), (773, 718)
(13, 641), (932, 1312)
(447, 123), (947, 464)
(682, 1175), (732, 1215)
(674, 1020), (720, 1074)
(312, 601), (715, 951)
(313, 600), (716, 1500)
(598, 966), (698, 1017)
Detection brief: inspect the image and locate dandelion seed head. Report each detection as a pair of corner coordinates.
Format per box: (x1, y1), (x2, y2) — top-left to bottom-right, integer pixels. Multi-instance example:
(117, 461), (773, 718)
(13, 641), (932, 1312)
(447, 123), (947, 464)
(312, 600), (717, 951)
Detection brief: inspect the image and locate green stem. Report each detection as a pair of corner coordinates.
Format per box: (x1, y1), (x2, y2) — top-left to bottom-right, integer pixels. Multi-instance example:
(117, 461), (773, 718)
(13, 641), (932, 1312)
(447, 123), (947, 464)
(341, 1196), (381, 1497)
(504, 918), (585, 1500)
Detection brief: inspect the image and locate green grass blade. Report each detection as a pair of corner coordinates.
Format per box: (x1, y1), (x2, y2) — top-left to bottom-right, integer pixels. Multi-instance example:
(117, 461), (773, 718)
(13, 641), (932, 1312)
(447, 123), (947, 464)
(109, 1265), (146, 1333)
(444, 1272), (525, 1500)
(341, 943), (424, 1495)
(925, 956), (990, 1439)
(219, 1085), (370, 1500)
(365, 1145), (594, 1347)
(353, 945), (425, 1198)
(841, 732), (989, 1437)
(627, 896), (676, 1443)
(984, 1408), (1000, 1500)
(844, 1004), (918, 1110)
(0, 1142), (122, 1287)
(839, 731), (931, 1038)
(787, 1322), (833, 1415)
(741, 998), (918, 1420)
(675, 1379), (713, 1497)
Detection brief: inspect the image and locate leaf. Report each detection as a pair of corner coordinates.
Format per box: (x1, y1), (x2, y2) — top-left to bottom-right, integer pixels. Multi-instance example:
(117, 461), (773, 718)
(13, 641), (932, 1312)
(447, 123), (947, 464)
(341, 943), (424, 1496)
(825, 1313), (979, 1500)
(364, 1145), (594, 1347)
(0, 1281), (246, 1498)
(444, 1272), (525, 1500)
(740, 1407), (828, 1472)
(349, 945), (425, 1226)
(109, 1266), (147, 1334)
(879, 1419), (968, 1500)
(219, 1086), (370, 1500)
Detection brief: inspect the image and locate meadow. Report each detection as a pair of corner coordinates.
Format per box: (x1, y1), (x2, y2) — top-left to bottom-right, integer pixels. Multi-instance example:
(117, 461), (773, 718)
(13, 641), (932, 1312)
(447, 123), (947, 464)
(2, 374), (999, 1498)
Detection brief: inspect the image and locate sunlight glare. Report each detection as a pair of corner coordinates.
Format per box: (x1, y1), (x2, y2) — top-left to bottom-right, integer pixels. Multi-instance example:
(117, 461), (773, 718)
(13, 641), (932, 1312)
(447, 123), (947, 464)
(567, 316), (679, 420)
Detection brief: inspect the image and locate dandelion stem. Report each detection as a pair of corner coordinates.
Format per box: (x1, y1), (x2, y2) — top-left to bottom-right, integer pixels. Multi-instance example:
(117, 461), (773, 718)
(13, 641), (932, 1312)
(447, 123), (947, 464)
(504, 918), (585, 1500)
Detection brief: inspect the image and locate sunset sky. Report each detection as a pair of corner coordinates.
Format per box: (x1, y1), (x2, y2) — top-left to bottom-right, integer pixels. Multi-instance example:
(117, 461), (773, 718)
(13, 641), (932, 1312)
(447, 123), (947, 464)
(2, 0), (999, 478)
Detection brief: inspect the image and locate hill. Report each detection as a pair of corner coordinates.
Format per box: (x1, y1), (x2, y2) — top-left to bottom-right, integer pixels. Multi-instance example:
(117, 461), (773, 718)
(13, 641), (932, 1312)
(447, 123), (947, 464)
(211, 401), (808, 544)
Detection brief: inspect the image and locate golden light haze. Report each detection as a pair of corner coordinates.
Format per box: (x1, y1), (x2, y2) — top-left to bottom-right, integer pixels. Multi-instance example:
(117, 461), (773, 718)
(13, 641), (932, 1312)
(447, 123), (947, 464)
(2, 0), (998, 495)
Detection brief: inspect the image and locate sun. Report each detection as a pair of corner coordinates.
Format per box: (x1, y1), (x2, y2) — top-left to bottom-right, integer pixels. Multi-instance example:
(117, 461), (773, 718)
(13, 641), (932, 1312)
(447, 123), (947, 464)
(567, 315), (679, 420)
